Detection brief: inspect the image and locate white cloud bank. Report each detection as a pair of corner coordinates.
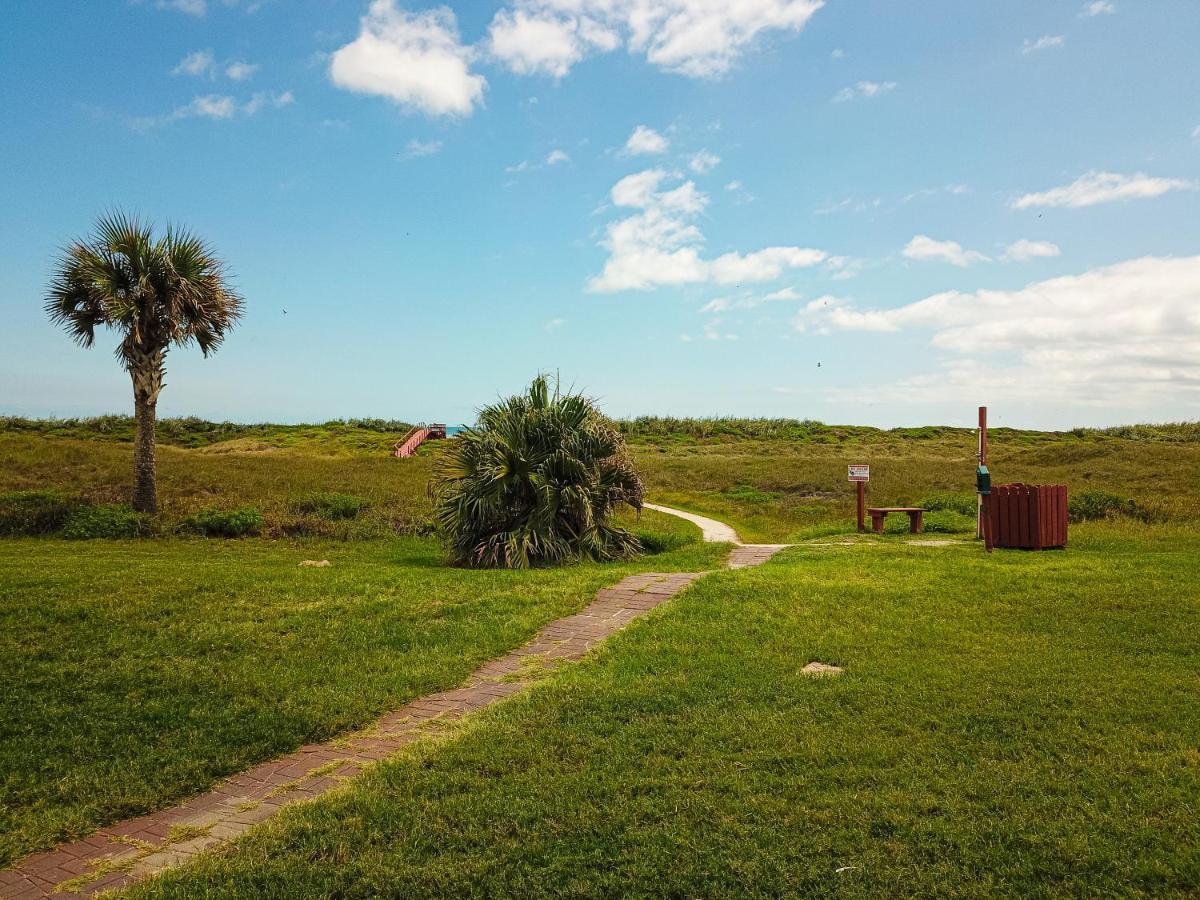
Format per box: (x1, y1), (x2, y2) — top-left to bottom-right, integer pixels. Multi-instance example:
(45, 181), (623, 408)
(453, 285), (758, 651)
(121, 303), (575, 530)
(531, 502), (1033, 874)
(589, 169), (825, 292)
(329, 1), (486, 117)
(1011, 171), (1195, 209)
(331, 0), (824, 115)
(487, 0), (824, 79)
(793, 255), (1200, 407)
(1081, 1), (1116, 16)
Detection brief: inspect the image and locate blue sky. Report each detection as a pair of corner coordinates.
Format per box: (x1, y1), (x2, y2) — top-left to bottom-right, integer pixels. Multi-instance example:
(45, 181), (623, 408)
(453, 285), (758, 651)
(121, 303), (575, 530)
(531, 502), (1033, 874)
(2, 0), (1198, 429)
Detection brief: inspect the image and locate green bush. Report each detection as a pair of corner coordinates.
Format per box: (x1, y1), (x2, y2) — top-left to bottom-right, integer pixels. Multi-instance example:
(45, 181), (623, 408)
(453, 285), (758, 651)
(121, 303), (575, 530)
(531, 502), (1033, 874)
(61, 505), (149, 539)
(293, 492), (370, 520)
(183, 507), (264, 537)
(881, 509), (975, 536)
(431, 375), (644, 568)
(921, 510), (977, 534)
(920, 491), (978, 517)
(634, 528), (697, 555)
(1068, 489), (1139, 523)
(0, 491), (78, 536)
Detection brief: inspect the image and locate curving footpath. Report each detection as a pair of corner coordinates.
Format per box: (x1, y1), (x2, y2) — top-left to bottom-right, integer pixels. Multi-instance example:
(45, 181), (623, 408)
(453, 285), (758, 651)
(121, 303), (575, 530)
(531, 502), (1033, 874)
(0, 508), (788, 899)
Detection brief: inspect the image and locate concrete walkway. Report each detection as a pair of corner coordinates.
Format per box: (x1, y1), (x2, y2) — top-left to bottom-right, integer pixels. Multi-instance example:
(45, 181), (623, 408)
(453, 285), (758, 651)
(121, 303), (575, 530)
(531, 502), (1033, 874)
(644, 503), (743, 544)
(0, 520), (789, 899)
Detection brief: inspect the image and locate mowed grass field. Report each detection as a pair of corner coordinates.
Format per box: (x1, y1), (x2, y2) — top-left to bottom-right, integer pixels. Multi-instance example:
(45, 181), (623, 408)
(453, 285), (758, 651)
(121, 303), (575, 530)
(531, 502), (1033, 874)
(130, 524), (1200, 898)
(2, 416), (1199, 894)
(0, 523), (721, 867)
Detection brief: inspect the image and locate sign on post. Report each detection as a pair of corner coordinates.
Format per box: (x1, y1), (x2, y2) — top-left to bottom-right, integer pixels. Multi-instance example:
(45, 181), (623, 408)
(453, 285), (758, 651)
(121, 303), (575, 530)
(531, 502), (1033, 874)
(849, 465), (869, 532)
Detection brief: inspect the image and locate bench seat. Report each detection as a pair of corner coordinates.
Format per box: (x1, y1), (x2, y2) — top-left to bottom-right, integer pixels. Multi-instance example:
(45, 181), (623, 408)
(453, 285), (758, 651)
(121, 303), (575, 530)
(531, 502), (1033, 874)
(865, 506), (926, 534)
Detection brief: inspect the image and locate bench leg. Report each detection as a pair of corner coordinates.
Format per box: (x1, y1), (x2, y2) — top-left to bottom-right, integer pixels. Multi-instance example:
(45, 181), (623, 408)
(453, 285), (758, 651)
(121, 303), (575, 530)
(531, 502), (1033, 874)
(871, 513), (885, 534)
(910, 511), (923, 534)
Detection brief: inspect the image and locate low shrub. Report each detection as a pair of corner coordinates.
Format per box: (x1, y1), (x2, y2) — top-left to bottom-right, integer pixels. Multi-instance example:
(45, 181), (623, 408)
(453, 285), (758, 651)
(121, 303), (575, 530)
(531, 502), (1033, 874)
(183, 507), (264, 537)
(920, 491), (978, 517)
(293, 492), (370, 520)
(921, 510), (977, 534)
(0, 490), (78, 536)
(61, 504), (150, 540)
(1068, 489), (1138, 523)
(634, 529), (692, 554)
(721, 484), (780, 504)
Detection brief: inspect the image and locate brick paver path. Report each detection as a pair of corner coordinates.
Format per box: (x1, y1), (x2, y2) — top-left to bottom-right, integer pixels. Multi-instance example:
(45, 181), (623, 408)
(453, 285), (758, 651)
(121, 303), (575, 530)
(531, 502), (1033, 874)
(1, 521), (788, 898)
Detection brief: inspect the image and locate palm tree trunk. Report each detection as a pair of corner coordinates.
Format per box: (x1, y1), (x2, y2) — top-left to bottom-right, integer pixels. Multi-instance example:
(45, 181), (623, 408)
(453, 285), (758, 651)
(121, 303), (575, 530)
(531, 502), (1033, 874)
(129, 349), (165, 514)
(132, 393), (157, 513)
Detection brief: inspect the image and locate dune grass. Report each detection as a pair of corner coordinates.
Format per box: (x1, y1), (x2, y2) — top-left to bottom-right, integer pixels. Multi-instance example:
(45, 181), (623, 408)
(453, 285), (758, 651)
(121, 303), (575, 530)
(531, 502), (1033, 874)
(4, 417), (1197, 542)
(130, 522), (1200, 898)
(0, 527), (722, 868)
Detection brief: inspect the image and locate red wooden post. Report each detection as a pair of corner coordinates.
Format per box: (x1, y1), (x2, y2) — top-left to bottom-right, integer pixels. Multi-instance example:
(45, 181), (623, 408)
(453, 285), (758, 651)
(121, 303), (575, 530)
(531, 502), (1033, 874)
(856, 481), (865, 533)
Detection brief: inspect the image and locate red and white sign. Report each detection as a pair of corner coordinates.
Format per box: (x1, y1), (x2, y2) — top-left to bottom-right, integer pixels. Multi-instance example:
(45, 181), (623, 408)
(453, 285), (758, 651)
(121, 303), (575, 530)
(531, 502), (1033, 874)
(848, 464), (870, 482)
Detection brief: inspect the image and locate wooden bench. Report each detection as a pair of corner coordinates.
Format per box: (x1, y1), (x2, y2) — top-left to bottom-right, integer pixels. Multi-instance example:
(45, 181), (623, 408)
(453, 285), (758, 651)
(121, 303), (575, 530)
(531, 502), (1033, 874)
(866, 507), (925, 534)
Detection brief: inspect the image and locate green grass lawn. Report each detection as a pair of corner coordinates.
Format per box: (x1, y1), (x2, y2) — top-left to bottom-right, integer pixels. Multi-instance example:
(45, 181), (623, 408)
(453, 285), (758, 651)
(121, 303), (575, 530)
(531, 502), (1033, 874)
(4, 418), (1200, 894)
(0, 524), (724, 868)
(130, 523), (1200, 898)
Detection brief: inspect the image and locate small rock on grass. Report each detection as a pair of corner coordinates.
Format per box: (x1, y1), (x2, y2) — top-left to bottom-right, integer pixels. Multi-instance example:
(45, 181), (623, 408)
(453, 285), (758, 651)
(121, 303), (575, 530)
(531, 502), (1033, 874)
(299, 560), (331, 568)
(802, 661), (843, 677)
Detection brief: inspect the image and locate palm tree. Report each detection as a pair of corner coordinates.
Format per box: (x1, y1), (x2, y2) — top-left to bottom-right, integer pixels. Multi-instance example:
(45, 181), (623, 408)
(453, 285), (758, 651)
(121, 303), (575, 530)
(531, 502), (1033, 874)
(431, 375), (645, 568)
(46, 213), (243, 513)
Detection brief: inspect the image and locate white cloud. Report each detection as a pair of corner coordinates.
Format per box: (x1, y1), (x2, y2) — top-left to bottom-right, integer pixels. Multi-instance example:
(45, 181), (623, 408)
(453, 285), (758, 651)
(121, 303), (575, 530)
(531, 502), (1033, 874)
(544, 317), (567, 332)
(225, 61), (259, 81)
(1191, 125), (1200, 141)
(485, 0), (823, 79)
(173, 50), (216, 77)
(589, 169), (824, 292)
(1021, 35), (1065, 54)
(329, 1), (486, 117)
(899, 183), (969, 204)
(400, 138), (443, 159)
(1003, 239), (1061, 262)
(546, 148), (570, 165)
(157, 0), (206, 15)
(135, 90), (293, 129)
(487, 9), (617, 78)
(240, 90), (293, 115)
(1080, 1), (1116, 16)
(830, 47), (844, 59)
(622, 125), (669, 156)
(902, 235), (990, 267)
(698, 286), (804, 314)
(724, 180), (742, 191)
(833, 80), (895, 102)
(764, 287), (803, 302)
(185, 95), (237, 119)
(688, 149), (720, 174)
(1011, 171), (1196, 209)
(792, 256), (1200, 407)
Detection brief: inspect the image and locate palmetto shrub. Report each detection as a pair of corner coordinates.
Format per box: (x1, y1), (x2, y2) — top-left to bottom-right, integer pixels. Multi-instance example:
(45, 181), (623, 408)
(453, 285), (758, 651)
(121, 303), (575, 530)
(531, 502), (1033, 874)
(431, 376), (645, 569)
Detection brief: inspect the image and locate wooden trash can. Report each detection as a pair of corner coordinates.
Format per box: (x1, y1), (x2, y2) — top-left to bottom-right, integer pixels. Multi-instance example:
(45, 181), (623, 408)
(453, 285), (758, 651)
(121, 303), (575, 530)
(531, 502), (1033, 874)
(988, 484), (1067, 549)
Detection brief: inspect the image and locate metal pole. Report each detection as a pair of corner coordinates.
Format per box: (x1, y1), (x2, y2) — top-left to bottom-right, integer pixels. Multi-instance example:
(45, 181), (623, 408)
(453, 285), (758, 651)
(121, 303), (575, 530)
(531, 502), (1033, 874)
(977, 406), (988, 538)
(856, 481), (866, 533)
